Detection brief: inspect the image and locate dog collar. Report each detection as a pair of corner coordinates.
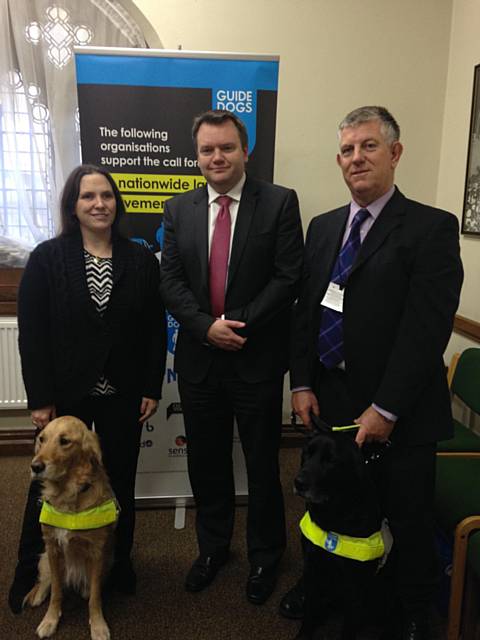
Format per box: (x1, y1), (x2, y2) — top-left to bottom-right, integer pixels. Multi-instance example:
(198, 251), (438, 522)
(300, 511), (384, 562)
(39, 499), (118, 530)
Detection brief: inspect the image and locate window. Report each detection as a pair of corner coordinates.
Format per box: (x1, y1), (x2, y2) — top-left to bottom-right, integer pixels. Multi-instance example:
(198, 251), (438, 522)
(0, 0), (160, 271)
(0, 71), (54, 245)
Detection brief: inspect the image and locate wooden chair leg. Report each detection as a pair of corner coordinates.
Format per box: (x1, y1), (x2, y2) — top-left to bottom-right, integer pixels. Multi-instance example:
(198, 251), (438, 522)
(461, 569), (478, 640)
(448, 517), (480, 640)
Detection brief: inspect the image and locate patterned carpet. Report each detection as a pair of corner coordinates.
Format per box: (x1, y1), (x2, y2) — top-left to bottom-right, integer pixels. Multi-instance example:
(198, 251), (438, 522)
(0, 448), (446, 639)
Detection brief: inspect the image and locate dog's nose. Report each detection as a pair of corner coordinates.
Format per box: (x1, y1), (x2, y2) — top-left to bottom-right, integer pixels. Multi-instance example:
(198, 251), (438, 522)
(31, 461), (46, 475)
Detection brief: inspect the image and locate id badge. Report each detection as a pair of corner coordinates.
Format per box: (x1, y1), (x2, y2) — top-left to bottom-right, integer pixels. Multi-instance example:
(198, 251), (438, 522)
(320, 282), (344, 313)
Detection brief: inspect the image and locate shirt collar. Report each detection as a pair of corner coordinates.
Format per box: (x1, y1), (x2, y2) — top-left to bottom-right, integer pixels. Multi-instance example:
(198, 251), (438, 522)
(207, 173), (246, 205)
(350, 185), (395, 221)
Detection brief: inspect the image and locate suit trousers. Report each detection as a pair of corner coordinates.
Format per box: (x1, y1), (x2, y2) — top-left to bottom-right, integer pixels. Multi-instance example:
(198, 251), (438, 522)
(178, 352), (286, 569)
(14, 393), (143, 585)
(313, 364), (439, 614)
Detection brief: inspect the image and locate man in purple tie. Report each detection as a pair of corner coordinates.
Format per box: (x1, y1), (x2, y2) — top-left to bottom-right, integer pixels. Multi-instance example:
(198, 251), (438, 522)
(282, 106), (463, 640)
(160, 110), (303, 604)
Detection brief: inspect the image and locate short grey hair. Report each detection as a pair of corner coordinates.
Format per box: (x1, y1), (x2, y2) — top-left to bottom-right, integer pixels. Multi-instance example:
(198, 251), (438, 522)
(338, 106), (400, 145)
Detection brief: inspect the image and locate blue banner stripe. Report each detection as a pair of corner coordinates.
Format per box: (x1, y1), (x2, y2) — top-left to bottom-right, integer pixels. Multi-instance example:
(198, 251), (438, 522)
(75, 54), (278, 90)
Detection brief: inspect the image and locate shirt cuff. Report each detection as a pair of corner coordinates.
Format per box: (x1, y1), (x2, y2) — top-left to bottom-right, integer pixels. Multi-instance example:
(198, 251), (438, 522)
(291, 386), (312, 393)
(372, 403), (398, 423)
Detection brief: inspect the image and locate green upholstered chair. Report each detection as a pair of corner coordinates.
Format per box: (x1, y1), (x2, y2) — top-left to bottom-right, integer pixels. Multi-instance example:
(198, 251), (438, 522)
(466, 531), (480, 589)
(434, 457), (480, 639)
(437, 348), (480, 457)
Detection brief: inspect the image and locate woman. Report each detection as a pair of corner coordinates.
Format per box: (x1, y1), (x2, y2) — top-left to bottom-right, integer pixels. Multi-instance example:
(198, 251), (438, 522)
(9, 164), (166, 612)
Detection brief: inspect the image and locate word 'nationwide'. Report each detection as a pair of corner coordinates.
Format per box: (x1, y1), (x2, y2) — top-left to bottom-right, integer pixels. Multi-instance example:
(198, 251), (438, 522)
(118, 176), (205, 191)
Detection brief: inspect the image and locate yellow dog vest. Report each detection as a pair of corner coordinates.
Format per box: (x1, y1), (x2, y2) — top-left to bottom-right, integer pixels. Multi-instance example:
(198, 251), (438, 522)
(300, 511), (384, 562)
(40, 499), (118, 530)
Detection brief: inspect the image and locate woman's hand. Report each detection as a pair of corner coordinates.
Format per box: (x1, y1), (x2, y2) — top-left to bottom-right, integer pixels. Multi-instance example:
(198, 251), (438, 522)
(31, 405), (56, 430)
(139, 397), (158, 423)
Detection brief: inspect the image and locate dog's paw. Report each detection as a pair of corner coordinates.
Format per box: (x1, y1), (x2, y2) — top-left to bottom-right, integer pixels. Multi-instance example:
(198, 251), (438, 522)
(25, 583), (50, 608)
(90, 618), (111, 640)
(23, 585), (37, 608)
(36, 612), (61, 638)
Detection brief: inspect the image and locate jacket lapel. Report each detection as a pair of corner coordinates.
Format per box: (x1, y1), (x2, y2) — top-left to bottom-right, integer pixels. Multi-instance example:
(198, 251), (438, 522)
(193, 187), (210, 301)
(312, 206), (349, 304)
(226, 177), (257, 290)
(63, 232), (103, 326)
(350, 187), (406, 277)
(111, 235), (127, 286)
(103, 236), (129, 322)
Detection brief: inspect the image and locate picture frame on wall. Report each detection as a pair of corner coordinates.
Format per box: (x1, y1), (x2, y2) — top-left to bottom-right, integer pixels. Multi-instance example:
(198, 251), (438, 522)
(462, 63), (480, 235)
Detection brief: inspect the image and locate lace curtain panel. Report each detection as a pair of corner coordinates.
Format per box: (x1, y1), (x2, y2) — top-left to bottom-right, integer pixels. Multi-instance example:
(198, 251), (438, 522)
(0, 0), (149, 266)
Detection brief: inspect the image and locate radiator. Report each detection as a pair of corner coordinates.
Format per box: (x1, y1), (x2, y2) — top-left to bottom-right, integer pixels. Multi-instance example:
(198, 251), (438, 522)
(0, 318), (27, 409)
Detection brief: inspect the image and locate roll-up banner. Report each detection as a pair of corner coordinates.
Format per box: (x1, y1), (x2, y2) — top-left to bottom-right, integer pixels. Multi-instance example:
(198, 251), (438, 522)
(74, 47), (279, 505)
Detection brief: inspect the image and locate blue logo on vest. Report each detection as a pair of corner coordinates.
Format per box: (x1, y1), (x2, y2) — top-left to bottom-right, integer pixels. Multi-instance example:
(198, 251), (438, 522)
(325, 532), (339, 553)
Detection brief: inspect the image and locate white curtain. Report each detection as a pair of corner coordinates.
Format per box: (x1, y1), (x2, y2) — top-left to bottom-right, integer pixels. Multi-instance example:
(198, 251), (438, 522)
(0, 0), (150, 262)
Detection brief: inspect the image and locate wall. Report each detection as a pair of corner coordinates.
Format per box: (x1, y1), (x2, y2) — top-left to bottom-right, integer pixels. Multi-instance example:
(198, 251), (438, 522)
(436, 0), (480, 362)
(134, 0), (452, 220)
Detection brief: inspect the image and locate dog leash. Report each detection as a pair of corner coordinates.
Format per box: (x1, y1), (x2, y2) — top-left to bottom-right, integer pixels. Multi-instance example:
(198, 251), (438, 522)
(290, 411), (358, 435)
(331, 424), (359, 432)
(291, 412), (391, 463)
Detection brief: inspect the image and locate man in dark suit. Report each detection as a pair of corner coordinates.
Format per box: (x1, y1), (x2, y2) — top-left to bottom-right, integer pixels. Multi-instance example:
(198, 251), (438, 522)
(282, 106), (463, 639)
(160, 110), (303, 604)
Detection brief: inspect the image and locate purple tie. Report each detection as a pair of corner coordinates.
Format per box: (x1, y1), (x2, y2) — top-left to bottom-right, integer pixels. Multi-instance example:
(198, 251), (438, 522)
(317, 208), (370, 369)
(209, 195), (232, 318)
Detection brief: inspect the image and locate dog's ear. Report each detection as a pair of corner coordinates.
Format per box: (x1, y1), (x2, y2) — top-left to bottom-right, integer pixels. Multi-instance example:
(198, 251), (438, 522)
(82, 429), (103, 466)
(34, 432), (42, 454)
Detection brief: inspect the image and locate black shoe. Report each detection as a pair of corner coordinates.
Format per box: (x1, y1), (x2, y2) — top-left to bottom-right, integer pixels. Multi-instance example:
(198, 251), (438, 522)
(246, 566), (277, 605)
(106, 558), (137, 595)
(400, 617), (431, 640)
(185, 555), (227, 592)
(279, 578), (305, 619)
(380, 614), (431, 640)
(8, 567), (37, 614)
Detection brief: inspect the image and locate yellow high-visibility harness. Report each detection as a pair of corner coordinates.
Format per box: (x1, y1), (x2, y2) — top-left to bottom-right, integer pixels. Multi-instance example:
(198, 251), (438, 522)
(300, 511), (384, 562)
(40, 499), (118, 530)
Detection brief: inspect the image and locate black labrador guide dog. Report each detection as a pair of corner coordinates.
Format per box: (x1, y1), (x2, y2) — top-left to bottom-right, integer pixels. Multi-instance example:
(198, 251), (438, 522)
(293, 414), (389, 640)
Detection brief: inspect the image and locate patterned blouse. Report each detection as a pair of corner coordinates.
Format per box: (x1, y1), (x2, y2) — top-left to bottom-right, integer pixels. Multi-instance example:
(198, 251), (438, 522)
(84, 249), (116, 396)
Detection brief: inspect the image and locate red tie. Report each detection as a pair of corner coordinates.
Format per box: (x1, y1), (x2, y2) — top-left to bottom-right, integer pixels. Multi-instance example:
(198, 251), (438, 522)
(209, 195), (232, 318)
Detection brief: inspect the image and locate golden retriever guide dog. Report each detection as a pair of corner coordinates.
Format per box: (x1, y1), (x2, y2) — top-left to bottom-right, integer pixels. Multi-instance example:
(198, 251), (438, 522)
(24, 416), (118, 640)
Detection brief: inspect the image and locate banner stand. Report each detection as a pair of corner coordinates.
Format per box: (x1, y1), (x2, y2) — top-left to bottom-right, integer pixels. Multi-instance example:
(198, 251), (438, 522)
(74, 46), (280, 507)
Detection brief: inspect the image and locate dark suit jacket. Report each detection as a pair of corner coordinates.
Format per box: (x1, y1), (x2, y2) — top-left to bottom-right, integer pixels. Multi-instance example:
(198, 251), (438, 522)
(290, 187), (463, 445)
(160, 175), (304, 383)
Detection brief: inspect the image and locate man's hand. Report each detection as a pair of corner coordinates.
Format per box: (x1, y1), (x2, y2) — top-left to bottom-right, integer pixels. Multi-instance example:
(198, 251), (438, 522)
(355, 406), (395, 446)
(31, 405), (56, 430)
(291, 390), (320, 429)
(207, 319), (247, 351)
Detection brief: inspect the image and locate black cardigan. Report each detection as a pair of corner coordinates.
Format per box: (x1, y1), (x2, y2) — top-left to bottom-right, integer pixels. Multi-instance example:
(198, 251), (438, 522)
(18, 232), (166, 410)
